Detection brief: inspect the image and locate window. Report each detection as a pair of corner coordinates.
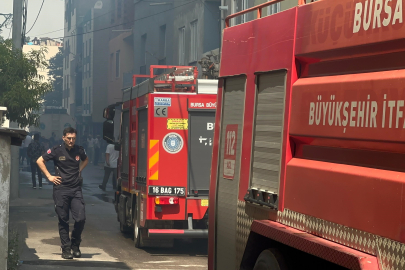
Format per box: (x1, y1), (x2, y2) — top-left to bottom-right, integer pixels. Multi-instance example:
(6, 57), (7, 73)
(89, 86), (92, 113)
(117, 0), (122, 18)
(110, 53), (114, 80)
(111, 0), (116, 23)
(116, 50), (120, 78)
(159, 25), (166, 59)
(190, 20), (198, 63)
(231, 0), (237, 26)
(140, 34), (147, 66)
(267, 1), (280, 16)
(178, 27), (185, 65)
(241, 0), (248, 23)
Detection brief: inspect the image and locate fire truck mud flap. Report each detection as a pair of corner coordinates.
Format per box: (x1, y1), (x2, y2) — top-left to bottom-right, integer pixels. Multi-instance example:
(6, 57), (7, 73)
(148, 229), (208, 239)
(248, 220), (378, 270)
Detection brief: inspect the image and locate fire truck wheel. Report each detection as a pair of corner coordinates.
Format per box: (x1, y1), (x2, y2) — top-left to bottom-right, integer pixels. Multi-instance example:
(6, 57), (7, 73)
(253, 249), (288, 270)
(133, 210), (144, 248)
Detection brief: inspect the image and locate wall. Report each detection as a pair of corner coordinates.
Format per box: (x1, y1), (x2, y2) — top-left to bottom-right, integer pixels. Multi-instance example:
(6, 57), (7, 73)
(0, 135), (11, 270)
(23, 45), (61, 83)
(108, 31), (134, 105)
(92, 3), (111, 125)
(133, 1), (175, 75)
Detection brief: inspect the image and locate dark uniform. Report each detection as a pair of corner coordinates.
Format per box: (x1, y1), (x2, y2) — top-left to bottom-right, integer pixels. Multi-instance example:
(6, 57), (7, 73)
(42, 144), (87, 249)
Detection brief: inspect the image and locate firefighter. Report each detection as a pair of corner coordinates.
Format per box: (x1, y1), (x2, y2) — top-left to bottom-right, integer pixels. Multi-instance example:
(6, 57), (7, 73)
(37, 127), (89, 259)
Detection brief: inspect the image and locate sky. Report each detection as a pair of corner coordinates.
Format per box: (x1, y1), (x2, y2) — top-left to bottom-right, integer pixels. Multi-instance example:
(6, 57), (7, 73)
(1, 0), (65, 41)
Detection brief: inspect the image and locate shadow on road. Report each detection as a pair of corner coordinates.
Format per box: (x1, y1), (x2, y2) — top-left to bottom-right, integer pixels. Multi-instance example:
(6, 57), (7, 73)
(20, 260), (131, 269)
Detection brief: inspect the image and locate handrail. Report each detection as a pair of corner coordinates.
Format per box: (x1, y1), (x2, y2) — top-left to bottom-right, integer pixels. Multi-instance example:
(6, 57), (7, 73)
(225, 0), (316, 28)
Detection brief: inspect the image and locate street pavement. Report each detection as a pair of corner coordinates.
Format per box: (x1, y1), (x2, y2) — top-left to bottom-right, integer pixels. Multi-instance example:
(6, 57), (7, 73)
(9, 164), (208, 270)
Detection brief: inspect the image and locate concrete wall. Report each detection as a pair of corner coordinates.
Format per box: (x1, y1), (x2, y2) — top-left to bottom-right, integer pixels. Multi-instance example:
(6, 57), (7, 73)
(0, 135), (11, 270)
(133, 1), (175, 75)
(108, 32), (134, 105)
(23, 45), (61, 83)
(92, 3), (111, 125)
(132, 0), (221, 77)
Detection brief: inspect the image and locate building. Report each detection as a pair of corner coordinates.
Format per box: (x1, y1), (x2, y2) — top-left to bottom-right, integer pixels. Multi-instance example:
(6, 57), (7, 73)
(108, 0), (134, 106)
(132, 0), (221, 78)
(23, 43), (61, 85)
(63, 0), (111, 141)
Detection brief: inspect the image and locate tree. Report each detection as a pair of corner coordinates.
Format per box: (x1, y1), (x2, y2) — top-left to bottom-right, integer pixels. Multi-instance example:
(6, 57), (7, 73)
(44, 47), (63, 106)
(0, 39), (52, 127)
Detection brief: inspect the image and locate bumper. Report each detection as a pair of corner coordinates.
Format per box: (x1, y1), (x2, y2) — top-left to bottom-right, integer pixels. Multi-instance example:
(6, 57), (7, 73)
(148, 229), (208, 239)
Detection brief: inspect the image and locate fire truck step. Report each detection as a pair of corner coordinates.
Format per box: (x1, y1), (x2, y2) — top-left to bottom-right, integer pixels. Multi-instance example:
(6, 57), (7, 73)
(148, 229), (208, 239)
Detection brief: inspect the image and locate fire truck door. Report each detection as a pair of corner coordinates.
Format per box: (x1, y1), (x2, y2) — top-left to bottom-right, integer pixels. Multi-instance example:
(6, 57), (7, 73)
(137, 108), (148, 180)
(251, 70), (286, 195)
(188, 111), (215, 196)
(121, 110), (130, 180)
(216, 76), (245, 270)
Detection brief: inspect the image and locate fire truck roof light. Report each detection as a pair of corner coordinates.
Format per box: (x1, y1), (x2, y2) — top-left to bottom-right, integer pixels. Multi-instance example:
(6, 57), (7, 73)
(155, 196), (179, 205)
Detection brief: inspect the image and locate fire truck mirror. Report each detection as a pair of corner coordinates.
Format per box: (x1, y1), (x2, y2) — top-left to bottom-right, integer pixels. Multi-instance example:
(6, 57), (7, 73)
(103, 120), (115, 143)
(103, 106), (115, 120)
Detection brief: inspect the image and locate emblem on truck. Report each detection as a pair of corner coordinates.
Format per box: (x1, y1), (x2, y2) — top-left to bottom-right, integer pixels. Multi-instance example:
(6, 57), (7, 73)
(162, 132), (184, 154)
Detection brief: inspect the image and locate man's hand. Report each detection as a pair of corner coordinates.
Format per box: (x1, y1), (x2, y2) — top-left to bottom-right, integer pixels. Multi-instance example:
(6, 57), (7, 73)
(48, 175), (62, 185)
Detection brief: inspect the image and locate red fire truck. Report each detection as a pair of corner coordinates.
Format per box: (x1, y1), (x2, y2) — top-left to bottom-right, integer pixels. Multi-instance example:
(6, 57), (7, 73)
(209, 0), (405, 269)
(103, 66), (217, 247)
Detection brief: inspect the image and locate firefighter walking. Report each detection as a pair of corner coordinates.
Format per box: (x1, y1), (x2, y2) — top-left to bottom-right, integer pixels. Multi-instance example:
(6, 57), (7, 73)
(37, 127), (89, 259)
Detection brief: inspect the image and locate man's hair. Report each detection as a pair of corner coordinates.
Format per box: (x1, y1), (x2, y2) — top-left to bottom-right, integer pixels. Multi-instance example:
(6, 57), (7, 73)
(63, 127), (77, 136)
(34, 134), (40, 141)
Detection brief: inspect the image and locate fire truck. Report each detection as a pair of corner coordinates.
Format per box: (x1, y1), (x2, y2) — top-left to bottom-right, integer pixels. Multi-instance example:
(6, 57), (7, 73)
(103, 66), (217, 247)
(209, 0), (405, 269)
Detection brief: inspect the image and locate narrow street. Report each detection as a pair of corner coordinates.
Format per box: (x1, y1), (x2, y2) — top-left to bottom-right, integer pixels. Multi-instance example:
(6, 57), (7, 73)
(9, 164), (208, 270)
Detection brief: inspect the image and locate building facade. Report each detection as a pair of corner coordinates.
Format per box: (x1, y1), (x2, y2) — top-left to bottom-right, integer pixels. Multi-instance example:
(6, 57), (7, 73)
(63, 0), (111, 141)
(108, 0), (135, 106)
(132, 0), (221, 78)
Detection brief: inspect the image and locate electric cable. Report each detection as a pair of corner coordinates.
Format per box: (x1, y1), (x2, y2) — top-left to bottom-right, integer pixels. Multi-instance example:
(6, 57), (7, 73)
(26, 0), (44, 34)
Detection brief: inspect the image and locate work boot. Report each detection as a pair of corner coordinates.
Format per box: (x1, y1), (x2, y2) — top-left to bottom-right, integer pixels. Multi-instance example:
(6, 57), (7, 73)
(61, 248), (73, 259)
(99, 185), (106, 191)
(71, 241), (81, 258)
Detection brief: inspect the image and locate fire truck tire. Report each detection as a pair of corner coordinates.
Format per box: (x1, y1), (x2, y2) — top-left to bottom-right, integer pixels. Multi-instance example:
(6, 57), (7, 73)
(252, 249), (288, 270)
(134, 218), (142, 248)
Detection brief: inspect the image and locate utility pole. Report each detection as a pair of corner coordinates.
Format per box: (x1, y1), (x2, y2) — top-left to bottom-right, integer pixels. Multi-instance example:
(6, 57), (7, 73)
(0, 1), (23, 268)
(10, 0), (23, 200)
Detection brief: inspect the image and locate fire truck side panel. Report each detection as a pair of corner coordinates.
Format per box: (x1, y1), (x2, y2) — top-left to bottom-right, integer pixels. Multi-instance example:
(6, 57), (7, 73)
(129, 99), (137, 191)
(295, 0), (405, 60)
(121, 101), (131, 192)
(188, 110), (215, 196)
(285, 158), (405, 245)
(137, 108), (148, 181)
(210, 8), (297, 269)
(208, 80), (223, 269)
(146, 93), (189, 221)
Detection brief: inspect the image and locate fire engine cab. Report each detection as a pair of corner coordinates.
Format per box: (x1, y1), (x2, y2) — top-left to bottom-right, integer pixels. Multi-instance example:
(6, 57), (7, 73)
(103, 66), (217, 247)
(209, 0), (405, 269)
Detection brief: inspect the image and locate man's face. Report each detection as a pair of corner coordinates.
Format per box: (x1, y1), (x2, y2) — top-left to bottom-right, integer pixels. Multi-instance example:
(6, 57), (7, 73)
(63, 133), (77, 148)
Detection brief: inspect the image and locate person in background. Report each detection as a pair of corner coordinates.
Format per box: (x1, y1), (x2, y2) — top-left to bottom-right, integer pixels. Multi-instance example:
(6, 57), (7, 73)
(94, 135), (101, 166)
(49, 132), (56, 147)
(20, 133), (32, 166)
(87, 134), (95, 164)
(27, 134), (45, 189)
(99, 142), (119, 191)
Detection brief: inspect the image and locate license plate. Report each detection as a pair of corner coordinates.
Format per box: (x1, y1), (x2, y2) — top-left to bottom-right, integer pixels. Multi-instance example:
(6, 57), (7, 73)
(201, 199), (209, 206)
(148, 186), (186, 196)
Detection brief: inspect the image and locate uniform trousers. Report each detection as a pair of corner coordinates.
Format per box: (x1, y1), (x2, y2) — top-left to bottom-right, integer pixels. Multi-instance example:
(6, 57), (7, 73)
(53, 187), (86, 249)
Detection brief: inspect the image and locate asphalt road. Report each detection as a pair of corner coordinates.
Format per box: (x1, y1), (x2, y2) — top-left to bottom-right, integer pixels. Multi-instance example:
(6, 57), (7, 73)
(9, 164), (208, 270)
